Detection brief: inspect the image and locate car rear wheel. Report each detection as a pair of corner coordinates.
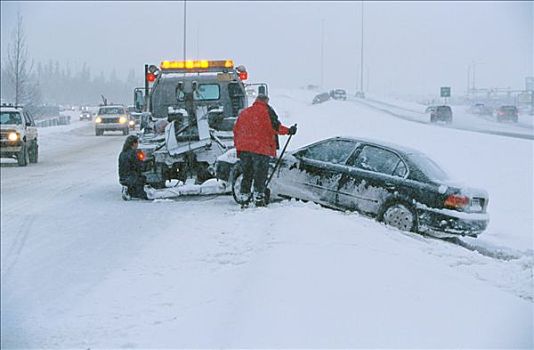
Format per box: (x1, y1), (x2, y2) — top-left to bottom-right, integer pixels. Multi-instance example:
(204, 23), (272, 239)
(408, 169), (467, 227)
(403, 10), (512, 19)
(382, 203), (416, 232)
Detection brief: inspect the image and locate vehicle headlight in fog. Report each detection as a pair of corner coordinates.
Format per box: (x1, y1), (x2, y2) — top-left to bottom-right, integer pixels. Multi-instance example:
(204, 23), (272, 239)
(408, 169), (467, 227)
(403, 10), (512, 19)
(129, 120), (135, 126)
(119, 116), (127, 124)
(95, 117), (102, 123)
(8, 132), (19, 141)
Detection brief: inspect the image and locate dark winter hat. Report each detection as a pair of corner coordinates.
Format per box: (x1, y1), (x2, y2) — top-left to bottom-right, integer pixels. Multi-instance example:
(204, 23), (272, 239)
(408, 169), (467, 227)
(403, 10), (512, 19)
(256, 94), (269, 103)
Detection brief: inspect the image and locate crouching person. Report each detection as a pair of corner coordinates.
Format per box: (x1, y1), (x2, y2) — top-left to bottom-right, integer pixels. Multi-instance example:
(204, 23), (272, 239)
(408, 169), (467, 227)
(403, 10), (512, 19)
(233, 94), (296, 207)
(118, 135), (148, 200)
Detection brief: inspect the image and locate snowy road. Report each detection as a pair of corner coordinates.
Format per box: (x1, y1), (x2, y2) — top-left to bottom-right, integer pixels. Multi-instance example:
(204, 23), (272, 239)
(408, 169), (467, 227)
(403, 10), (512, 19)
(1, 95), (532, 347)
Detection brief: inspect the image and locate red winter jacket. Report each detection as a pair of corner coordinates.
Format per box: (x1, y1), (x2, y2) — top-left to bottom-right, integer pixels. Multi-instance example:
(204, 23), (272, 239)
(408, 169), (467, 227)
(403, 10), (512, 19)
(233, 100), (289, 157)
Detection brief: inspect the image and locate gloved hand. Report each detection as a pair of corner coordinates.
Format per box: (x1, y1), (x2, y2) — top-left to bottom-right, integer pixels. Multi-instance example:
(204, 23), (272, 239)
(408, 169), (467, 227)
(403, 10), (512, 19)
(288, 125), (297, 135)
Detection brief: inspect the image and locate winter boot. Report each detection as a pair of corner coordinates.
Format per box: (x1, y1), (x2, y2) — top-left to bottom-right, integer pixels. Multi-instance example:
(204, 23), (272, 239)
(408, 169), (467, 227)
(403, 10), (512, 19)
(121, 186), (131, 201)
(254, 191), (267, 207)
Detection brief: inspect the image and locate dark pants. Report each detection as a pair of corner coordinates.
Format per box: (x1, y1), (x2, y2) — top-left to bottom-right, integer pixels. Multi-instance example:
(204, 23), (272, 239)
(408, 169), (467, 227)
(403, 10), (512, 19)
(121, 174), (147, 199)
(239, 151), (270, 195)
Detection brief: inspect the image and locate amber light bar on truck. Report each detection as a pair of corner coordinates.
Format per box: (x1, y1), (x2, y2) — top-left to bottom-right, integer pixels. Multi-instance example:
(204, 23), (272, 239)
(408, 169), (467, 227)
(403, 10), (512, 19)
(160, 59), (234, 71)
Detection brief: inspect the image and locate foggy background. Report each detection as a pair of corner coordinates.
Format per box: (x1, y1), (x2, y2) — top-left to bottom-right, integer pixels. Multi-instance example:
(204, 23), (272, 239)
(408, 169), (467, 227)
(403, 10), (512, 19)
(1, 1), (532, 104)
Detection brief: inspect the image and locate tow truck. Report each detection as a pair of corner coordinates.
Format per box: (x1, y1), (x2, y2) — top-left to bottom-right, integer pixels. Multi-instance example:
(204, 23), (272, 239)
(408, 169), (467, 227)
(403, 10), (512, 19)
(133, 59), (267, 195)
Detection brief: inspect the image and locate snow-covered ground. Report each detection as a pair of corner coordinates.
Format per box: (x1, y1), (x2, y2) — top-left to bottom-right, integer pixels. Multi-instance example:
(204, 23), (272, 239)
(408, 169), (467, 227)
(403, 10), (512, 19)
(1, 90), (532, 347)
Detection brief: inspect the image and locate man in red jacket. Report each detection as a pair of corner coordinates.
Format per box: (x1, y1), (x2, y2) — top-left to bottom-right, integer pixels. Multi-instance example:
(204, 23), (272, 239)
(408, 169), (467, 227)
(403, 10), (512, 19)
(233, 94), (297, 206)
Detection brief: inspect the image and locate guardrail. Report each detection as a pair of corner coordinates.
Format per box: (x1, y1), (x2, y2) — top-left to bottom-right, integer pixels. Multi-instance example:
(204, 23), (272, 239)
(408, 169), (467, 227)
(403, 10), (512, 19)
(35, 115), (71, 128)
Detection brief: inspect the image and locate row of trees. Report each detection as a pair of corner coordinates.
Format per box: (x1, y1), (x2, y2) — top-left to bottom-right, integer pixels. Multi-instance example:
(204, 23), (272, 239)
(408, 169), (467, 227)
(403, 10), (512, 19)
(1, 13), (141, 108)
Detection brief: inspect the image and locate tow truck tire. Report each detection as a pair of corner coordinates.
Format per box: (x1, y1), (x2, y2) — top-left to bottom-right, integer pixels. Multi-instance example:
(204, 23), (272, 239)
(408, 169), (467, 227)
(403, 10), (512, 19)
(95, 130), (101, 136)
(17, 144), (29, 167)
(123, 128), (129, 136)
(29, 142), (38, 163)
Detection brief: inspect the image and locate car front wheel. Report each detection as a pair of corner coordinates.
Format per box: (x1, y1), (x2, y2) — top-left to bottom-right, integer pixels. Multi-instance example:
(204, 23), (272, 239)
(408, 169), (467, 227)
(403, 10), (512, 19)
(17, 144), (29, 167)
(382, 203), (417, 232)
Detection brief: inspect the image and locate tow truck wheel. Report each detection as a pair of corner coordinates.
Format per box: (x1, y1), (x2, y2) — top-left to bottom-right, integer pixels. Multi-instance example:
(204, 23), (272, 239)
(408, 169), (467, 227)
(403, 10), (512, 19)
(123, 128), (129, 136)
(17, 144), (29, 167)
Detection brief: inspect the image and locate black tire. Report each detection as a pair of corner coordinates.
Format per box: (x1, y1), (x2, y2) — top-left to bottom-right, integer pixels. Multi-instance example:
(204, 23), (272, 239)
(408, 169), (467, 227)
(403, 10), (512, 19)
(17, 144), (29, 167)
(123, 128), (129, 136)
(430, 116), (435, 123)
(230, 164), (252, 205)
(95, 129), (101, 136)
(29, 142), (38, 163)
(380, 201), (417, 232)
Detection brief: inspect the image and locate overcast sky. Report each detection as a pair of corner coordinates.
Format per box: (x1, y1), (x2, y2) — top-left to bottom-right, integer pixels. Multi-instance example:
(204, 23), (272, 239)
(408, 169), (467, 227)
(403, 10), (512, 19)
(1, 1), (532, 96)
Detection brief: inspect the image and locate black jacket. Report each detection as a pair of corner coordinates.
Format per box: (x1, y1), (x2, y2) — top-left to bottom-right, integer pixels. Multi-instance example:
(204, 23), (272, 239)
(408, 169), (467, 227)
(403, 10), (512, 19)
(118, 148), (143, 181)
(267, 105), (282, 149)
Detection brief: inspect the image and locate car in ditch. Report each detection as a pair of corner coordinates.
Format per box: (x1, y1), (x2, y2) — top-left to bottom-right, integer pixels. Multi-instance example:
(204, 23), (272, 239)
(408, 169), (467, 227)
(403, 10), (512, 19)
(312, 92), (331, 104)
(94, 105), (130, 136)
(218, 136), (489, 238)
(0, 104), (39, 166)
(330, 89), (347, 100)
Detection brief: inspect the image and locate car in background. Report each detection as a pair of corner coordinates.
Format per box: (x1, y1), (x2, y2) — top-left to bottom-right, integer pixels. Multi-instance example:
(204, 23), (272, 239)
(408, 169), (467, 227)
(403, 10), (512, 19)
(79, 110), (93, 121)
(0, 104), (39, 166)
(219, 136), (489, 237)
(494, 105), (518, 123)
(94, 105), (130, 136)
(428, 105), (452, 123)
(330, 89), (347, 100)
(468, 103), (492, 116)
(312, 92), (331, 104)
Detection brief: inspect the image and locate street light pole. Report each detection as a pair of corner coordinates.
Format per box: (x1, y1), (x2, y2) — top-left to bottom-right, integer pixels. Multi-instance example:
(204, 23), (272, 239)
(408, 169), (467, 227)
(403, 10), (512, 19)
(360, 1), (364, 93)
(183, 0), (187, 61)
(321, 18), (325, 88)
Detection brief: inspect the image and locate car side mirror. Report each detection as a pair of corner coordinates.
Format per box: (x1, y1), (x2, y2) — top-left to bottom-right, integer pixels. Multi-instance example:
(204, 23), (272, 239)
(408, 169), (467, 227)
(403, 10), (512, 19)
(258, 85), (267, 96)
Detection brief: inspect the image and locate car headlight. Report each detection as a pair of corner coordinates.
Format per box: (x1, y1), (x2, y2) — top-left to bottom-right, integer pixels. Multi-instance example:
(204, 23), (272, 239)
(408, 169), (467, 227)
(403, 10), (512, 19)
(8, 132), (19, 141)
(95, 117), (102, 123)
(129, 120), (135, 126)
(119, 116), (127, 124)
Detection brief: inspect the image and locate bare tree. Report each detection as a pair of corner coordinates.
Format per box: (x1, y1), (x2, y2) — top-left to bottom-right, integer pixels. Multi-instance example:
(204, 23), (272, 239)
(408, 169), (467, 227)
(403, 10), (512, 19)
(2, 12), (40, 106)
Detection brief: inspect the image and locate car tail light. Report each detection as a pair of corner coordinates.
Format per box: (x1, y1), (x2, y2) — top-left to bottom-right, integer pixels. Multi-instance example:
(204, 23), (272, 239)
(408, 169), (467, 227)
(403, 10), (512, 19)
(136, 150), (146, 161)
(444, 194), (469, 210)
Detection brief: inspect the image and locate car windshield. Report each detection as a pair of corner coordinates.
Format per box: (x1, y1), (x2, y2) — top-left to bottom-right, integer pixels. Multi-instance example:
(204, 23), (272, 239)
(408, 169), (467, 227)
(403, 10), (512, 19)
(99, 107), (124, 115)
(0, 111), (22, 125)
(501, 106), (517, 111)
(408, 153), (450, 181)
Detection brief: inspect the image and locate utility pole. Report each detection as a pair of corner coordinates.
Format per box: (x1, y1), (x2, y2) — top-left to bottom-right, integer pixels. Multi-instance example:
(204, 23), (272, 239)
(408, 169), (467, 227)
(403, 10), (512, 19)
(320, 18), (325, 88)
(183, 0), (187, 61)
(360, 1), (364, 93)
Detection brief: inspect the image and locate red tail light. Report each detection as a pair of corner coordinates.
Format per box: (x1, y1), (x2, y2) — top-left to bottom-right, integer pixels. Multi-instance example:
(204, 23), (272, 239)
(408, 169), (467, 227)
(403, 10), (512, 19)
(136, 150), (146, 161)
(146, 73), (156, 83)
(238, 71), (248, 80)
(444, 194), (469, 209)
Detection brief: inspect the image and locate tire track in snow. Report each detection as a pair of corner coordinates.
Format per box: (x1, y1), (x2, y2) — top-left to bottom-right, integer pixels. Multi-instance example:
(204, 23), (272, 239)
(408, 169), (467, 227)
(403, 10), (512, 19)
(2, 215), (36, 279)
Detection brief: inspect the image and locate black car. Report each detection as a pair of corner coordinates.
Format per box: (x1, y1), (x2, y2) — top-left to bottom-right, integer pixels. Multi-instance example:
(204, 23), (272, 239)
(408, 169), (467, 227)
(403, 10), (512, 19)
(312, 92), (331, 104)
(330, 89), (347, 100)
(220, 137), (489, 237)
(494, 105), (518, 123)
(429, 105), (452, 123)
